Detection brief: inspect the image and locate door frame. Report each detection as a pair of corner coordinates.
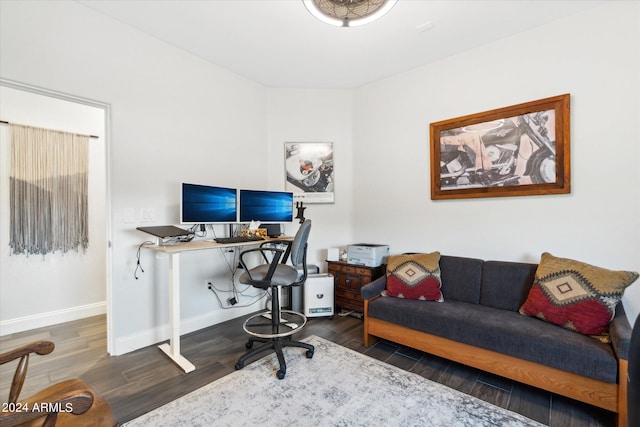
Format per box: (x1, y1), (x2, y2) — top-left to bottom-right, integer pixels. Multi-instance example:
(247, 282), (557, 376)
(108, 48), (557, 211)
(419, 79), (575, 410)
(0, 78), (114, 354)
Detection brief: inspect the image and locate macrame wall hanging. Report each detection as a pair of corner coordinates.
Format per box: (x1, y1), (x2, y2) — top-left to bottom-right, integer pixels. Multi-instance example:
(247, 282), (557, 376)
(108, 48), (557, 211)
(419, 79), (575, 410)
(9, 124), (89, 256)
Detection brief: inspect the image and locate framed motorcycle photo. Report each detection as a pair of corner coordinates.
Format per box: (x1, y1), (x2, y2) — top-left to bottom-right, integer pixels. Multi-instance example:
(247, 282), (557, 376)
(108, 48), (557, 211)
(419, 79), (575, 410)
(285, 142), (335, 204)
(429, 94), (570, 200)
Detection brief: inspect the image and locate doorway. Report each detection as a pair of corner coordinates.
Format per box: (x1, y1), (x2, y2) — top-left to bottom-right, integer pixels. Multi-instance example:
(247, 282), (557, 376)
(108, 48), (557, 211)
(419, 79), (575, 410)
(0, 79), (113, 353)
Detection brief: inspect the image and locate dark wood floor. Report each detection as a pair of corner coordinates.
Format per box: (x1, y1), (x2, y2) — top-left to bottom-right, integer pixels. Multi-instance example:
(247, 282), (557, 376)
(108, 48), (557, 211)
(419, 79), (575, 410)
(0, 313), (615, 426)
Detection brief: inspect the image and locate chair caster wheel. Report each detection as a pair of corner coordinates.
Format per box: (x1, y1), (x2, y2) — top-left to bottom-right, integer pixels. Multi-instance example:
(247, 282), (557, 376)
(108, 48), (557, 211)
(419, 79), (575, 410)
(306, 350), (314, 359)
(235, 362), (244, 370)
(276, 369), (286, 380)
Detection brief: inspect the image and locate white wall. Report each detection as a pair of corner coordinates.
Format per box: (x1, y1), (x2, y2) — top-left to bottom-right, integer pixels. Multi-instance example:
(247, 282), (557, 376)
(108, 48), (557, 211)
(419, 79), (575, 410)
(1, 0), (638, 356)
(0, 0), (271, 354)
(0, 86), (107, 333)
(266, 89), (355, 267)
(352, 2), (640, 325)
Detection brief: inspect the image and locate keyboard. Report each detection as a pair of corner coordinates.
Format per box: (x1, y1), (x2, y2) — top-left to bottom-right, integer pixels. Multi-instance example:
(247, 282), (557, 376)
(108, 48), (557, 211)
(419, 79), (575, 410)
(214, 236), (265, 244)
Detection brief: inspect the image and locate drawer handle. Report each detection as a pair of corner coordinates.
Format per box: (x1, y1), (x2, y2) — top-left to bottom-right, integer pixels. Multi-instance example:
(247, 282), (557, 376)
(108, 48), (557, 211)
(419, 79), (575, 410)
(316, 294), (324, 299)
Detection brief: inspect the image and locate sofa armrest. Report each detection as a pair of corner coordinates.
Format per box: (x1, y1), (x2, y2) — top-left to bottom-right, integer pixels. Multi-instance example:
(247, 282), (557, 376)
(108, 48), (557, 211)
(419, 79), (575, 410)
(361, 275), (386, 300)
(610, 304), (632, 361)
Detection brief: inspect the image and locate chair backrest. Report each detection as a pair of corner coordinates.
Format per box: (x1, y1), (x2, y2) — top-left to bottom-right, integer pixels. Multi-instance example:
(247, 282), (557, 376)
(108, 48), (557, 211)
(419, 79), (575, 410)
(290, 219), (311, 268)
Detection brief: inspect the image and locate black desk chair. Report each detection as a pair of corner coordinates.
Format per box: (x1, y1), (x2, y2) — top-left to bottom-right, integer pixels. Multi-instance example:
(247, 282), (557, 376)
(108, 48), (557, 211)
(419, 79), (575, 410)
(234, 220), (314, 379)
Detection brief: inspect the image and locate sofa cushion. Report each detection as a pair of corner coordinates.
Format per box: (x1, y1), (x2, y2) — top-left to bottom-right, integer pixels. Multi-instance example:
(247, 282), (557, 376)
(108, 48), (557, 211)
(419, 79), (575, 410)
(367, 297), (618, 383)
(439, 256), (483, 304)
(480, 261), (538, 312)
(519, 252), (639, 340)
(609, 304), (632, 360)
(383, 252), (443, 301)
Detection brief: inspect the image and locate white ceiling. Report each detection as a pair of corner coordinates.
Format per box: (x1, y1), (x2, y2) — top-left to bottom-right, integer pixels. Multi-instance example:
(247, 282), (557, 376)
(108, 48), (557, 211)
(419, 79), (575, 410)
(78, 0), (603, 89)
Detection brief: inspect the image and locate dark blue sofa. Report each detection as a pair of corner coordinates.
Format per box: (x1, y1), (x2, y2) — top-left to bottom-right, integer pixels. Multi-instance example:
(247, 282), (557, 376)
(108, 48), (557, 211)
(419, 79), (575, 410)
(361, 255), (631, 427)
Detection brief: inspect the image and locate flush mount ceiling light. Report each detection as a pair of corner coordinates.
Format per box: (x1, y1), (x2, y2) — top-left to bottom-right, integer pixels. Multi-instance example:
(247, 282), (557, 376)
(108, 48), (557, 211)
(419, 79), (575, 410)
(303, 0), (398, 27)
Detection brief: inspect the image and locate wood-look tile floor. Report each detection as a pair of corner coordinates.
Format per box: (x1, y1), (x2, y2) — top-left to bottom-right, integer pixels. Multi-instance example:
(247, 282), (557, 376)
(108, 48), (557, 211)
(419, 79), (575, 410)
(0, 314), (615, 426)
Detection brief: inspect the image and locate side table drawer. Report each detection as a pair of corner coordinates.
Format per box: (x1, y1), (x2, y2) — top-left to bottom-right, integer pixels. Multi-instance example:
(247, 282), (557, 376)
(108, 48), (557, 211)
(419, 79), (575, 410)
(335, 272), (362, 291)
(329, 263), (373, 278)
(335, 287), (361, 301)
(327, 261), (386, 314)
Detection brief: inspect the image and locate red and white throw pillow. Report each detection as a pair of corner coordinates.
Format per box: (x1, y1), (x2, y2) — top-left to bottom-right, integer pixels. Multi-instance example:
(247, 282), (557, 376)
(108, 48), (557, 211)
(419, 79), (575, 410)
(383, 252), (444, 302)
(519, 252), (638, 341)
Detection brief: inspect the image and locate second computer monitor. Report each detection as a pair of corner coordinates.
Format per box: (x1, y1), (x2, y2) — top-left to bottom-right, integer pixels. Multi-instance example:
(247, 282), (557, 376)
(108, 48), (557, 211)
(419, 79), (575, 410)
(239, 189), (293, 223)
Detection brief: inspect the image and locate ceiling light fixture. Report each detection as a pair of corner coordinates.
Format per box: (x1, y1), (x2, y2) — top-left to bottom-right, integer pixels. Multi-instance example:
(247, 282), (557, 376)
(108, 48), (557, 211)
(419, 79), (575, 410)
(303, 0), (398, 27)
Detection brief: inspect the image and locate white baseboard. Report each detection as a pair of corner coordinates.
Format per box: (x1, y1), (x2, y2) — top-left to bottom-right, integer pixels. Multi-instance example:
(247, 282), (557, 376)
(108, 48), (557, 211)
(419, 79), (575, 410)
(113, 304), (259, 356)
(0, 302), (107, 336)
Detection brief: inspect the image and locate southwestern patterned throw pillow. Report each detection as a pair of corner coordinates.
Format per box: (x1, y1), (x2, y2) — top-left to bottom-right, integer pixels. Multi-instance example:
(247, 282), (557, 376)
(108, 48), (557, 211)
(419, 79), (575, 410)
(383, 252), (444, 301)
(519, 252), (638, 340)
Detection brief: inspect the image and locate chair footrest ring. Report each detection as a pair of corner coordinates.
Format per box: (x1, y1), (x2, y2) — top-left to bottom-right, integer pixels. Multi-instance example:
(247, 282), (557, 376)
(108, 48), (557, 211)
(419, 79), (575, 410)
(243, 309), (308, 339)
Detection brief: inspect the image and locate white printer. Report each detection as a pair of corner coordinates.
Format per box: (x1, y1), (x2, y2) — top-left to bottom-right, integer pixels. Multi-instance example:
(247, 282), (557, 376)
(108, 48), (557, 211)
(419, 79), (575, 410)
(347, 244), (390, 267)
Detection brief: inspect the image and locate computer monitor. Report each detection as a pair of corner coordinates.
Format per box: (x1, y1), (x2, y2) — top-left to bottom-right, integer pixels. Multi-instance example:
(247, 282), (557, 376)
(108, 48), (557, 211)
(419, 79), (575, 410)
(239, 189), (293, 223)
(180, 183), (238, 224)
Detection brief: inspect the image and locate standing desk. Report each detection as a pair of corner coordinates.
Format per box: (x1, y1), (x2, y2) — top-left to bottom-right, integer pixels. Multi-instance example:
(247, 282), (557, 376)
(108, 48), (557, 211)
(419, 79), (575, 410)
(145, 237), (292, 373)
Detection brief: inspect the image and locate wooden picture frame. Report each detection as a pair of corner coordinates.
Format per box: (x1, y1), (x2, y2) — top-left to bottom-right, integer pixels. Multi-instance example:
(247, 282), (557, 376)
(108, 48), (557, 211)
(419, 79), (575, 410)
(430, 94), (570, 200)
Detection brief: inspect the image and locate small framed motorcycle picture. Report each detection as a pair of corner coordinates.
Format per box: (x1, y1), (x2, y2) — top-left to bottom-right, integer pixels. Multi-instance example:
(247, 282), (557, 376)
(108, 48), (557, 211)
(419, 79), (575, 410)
(430, 94), (570, 200)
(284, 142), (334, 204)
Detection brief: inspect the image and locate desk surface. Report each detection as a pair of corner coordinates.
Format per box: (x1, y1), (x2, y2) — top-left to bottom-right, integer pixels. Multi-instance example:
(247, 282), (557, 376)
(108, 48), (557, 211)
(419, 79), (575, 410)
(145, 236), (292, 254)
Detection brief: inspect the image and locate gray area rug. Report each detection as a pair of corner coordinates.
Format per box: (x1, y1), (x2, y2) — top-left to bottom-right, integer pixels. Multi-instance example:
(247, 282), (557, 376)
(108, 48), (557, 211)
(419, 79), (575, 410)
(124, 335), (543, 426)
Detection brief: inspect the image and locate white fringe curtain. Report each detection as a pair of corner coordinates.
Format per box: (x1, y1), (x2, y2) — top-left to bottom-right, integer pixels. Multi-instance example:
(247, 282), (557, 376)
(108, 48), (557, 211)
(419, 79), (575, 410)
(9, 124), (89, 255)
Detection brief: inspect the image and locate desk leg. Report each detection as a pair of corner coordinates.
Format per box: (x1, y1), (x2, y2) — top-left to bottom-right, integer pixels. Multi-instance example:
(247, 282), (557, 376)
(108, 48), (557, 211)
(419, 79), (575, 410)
(158, 252), (196, 373)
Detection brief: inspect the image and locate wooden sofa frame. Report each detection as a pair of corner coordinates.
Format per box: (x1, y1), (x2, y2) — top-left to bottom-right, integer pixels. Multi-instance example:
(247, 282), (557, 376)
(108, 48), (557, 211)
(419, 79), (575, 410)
(363, 298), (628, 427)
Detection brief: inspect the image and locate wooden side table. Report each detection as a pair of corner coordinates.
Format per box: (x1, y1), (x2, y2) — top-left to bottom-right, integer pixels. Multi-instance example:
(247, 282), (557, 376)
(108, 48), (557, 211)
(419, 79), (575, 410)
(326, 261), (386, 315)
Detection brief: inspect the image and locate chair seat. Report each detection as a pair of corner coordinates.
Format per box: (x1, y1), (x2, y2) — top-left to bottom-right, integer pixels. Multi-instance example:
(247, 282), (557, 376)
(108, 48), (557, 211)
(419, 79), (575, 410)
(239, 264), (299, 288)
(0, 339), (117, 427)
(4, 379), (117, 427)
